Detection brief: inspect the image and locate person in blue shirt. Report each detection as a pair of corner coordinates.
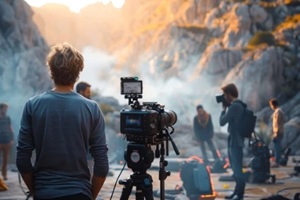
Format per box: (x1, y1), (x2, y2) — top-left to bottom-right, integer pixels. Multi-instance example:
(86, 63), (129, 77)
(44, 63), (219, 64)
(16, 43), (109, 200)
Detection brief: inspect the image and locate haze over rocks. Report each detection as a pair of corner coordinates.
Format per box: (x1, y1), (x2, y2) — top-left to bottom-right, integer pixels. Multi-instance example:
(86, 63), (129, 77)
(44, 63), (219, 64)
(0, 0), (52, 135)
(0, 0), (300, 157)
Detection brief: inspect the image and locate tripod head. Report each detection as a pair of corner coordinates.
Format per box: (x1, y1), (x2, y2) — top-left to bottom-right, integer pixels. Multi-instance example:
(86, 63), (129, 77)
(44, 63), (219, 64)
(124, 143), (154, 173)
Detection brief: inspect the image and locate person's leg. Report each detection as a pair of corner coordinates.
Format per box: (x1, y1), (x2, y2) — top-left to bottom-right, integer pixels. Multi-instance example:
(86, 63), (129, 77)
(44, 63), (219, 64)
(206, 139), (219, 160)
(273, 136), (282, 165)
(224, 147), (236, 199)
(0, 144), (5, 179)
(2, 144), (11, 180)
(230, 146), (245, 199)
(199, 140), (208, 164)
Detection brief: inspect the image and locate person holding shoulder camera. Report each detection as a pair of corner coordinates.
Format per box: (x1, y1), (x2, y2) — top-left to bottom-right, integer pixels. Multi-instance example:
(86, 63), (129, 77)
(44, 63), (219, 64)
(218, 83), (246, 200)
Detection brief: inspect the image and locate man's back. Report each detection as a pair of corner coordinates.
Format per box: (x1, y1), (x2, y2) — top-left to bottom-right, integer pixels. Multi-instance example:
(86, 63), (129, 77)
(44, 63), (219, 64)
(17, 90), (108, 198)
(272, 108), (285, 136)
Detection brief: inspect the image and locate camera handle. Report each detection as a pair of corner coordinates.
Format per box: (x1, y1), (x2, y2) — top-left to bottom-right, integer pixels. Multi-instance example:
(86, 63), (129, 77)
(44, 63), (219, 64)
(164, 127), (180, 156)
(125, 94), (143, 109)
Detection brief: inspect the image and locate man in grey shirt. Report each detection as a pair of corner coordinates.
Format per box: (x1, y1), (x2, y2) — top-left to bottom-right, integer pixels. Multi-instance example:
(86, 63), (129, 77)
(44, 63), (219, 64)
(16, 43), (109, 200)
(219, 83), (245, 200)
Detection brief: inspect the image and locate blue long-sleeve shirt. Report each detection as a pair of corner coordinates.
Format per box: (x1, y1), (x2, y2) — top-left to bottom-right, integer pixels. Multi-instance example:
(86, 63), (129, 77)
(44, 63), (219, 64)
(16, 90), (109, 199)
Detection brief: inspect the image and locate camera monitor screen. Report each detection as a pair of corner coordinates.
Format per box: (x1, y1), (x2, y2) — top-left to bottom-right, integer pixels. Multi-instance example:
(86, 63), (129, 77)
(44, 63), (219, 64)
(125, 115), (142, 129)
(121, 81), (142, 94)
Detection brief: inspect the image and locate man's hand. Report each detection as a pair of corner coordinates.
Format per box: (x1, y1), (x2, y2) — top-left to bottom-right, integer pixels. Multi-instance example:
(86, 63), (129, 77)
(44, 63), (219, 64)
(91, 175), (106, 200)
(222, 104), (227, 111)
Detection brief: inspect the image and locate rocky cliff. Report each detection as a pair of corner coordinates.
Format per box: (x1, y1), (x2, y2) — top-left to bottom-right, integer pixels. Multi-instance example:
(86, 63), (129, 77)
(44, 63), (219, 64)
(0, 0), (52, 133)
(1, 0), (300, 156)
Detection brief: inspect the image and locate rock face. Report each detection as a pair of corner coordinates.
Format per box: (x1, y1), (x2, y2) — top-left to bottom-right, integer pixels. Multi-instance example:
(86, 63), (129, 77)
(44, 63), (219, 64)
(0, 0), (52, 133)
(0, 1), (51, 94)
(223, 46), (285, 111)
(1, 0), (300, 156)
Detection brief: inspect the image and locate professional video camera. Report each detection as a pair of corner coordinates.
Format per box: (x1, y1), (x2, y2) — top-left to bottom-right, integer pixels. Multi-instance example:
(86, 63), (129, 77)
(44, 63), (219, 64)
(119, 77), (179, 200)
(120, 77), (177, 145)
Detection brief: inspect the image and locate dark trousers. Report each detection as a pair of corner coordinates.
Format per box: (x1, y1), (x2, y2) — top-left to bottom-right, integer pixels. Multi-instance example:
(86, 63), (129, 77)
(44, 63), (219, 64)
(199, 139), (219, 163)
(228, 146), (245, 197)
(35, 193), (91, 200)
(273, 136), (283, 164)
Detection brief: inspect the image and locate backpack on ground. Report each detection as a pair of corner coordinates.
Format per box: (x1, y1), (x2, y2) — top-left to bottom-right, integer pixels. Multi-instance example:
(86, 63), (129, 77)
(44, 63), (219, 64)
(179, 157), (215, 200)
(236, 101), (256, 139)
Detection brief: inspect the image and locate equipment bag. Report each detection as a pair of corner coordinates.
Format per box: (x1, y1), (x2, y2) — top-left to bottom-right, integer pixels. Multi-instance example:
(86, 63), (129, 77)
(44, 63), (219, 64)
(180, 158), (213, 198)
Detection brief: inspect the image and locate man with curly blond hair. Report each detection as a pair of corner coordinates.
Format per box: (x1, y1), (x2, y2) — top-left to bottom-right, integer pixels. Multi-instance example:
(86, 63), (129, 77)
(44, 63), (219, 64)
(16, 43), (109, 200)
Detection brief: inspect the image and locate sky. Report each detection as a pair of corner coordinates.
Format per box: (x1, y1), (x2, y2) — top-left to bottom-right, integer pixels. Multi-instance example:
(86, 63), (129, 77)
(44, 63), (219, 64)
(24, 0), (126, 12)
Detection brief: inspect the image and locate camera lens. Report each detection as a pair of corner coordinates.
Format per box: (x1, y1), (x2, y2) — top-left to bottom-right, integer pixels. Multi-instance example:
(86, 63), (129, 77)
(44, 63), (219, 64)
(160, 110), (177, 127)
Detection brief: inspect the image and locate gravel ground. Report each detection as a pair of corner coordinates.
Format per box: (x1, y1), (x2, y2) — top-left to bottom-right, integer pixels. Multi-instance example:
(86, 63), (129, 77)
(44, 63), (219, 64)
(1, 157), (300, 200)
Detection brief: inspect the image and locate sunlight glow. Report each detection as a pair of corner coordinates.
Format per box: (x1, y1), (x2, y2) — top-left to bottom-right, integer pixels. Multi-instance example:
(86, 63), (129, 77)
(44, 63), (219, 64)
(24, 0), (125, 12)
(111, 0), (125, 8)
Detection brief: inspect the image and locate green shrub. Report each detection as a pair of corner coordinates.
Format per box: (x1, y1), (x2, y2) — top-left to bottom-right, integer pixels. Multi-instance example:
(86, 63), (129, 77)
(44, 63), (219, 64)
(247, 31), (275, 48)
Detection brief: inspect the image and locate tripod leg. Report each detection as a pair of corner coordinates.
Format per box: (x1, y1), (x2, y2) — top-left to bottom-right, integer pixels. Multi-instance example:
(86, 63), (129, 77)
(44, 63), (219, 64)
(135, 184), (154, 200)
(131, 173), (154, 200)
(135, 187), (145, 200)
(120, 180), (133, 200)
(143, 185), (154, 200)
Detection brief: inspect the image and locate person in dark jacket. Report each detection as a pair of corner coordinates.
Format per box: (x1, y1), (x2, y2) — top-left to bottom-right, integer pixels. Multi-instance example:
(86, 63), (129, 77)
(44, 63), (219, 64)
(219, 83), (245, 200)
(193, 105), (219, 165)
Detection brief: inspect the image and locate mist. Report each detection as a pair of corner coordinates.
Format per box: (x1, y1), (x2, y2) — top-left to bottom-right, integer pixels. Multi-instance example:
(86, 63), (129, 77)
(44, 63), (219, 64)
(78, 46), (228, 133)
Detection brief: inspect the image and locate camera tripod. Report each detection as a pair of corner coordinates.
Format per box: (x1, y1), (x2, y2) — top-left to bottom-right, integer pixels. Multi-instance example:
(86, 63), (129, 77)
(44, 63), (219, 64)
(119, 171), (154, 200)
(119, 130), (179, 200)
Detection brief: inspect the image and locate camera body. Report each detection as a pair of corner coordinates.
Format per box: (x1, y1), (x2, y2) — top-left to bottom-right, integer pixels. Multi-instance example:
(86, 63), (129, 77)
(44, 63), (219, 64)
(120, 77), (177, 145)
(216, 94), (226, 104)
